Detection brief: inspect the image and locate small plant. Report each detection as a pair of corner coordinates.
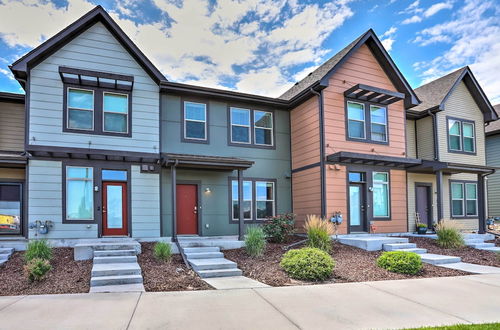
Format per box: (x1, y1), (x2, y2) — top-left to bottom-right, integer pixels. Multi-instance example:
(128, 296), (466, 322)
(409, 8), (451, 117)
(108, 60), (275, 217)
(24, 239), (52, 262)
(245, 226), (266, 257)
(435, 220), (464, 249)
(416, 223), (428, 228)
(24, 258), (52, 282)
(280, 247), (335, 281)
(262, 213), (296, 243)
(377, 251), (422, 275)
(304, 215), (334, 253)
(153, 242), (172, 262)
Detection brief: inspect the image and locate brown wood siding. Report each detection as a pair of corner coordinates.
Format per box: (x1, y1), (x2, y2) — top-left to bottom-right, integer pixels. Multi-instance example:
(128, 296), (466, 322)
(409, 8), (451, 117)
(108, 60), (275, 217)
(325, 165), (348, 234)
(290, 97), (320, 170)
(376, 169), (407, 233)
(323, 44), (406, 158)
(292, 166), (321, 230)
(0, 101), (24, 151)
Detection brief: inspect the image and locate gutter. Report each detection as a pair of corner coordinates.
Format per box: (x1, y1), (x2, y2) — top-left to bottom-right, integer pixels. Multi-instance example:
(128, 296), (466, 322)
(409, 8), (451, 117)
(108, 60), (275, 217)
(310, 87), (327, 217)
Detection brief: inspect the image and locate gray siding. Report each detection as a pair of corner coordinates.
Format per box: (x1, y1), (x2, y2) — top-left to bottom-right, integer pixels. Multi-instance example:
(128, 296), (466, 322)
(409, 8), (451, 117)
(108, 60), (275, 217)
(406, 119), (417, 158)
(415, 116), (435, 160)
(131, 165), (160, 238)
(442, 172), (479, 231)
(0, 101), (24, 151)
(407, 173), (437, 232)
(486, 134), (500, 217)
(28, 22), (159, 153)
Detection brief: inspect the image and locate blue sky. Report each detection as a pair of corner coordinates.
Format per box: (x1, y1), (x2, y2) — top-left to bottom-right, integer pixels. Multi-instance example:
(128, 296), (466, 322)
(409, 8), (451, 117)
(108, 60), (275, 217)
(0, 0), (499, 103)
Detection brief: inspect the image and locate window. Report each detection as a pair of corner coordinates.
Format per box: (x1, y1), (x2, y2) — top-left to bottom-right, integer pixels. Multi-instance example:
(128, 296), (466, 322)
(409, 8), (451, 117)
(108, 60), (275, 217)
(373, 172), (389, 218)
(231, 179), (276, 221)
(230, 108), (251, 144)
(348, 172), (365, 183)
(102, 170), (127, 181)
(66, 167), (93, 220)
(347, 101), (365, 139)
(254, 111), (273, 146)
(103, 93), (128, 133)
(183, 101), (207, 141)
(67, 88), (94, 130)
(450, 181), (478, 217)
(448, 118), (475, 153)
(370, 105), (388, 142)
(230, 107), (274, 147)
(0, 184), (22, 235)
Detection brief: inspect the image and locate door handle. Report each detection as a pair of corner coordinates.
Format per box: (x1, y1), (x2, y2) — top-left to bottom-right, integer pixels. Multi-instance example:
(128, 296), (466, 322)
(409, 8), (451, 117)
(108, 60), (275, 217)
(194, 206), (198, 214)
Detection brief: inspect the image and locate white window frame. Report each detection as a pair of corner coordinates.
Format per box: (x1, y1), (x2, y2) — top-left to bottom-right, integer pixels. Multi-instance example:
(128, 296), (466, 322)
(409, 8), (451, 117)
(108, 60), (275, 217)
(370, 105), (388, 142)
(67, 87), (94, 131)
(462, 122), (475, 153)
(183, 101), (207, 141)
(230, 107), (251, 144)
(451, 182), (465, 217)
(253, 111), (274, 146)
(448, 119), (463, 151)
(373, 171), (390, 218)
(465, 183), (478, 216)
(231, 180), (253, 220)
(255, 181), (275, 220)
(347, 101), (366, 140)
(66, 166), (94, 221)
(103, 92), (129, 134)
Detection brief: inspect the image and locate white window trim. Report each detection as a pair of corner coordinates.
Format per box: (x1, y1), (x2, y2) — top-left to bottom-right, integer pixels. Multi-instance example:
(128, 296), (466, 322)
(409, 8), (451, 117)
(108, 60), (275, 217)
(254, 111), (274, 146)
(103, 91), (129, 134)
(183, 101), (207, 141)
(67, 87), (95, 131)
(66, 166), (94, 221)
(451, 182), (465, 217)
(232, 180), (253, 220)
(230, 107), (251, 144)
(256, 181), (275, 220)
(347, 101), (366, 140)
(465, 183), (478, 216)
(448, 119), (463, 151)
(370, 105), (388, 142)
(373, 171), (390, 218)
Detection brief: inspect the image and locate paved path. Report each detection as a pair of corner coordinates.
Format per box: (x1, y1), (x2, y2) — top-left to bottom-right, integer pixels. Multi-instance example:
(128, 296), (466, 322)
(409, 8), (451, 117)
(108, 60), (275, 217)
(203, 275), (270, 289)
(1, 274), (499, 330)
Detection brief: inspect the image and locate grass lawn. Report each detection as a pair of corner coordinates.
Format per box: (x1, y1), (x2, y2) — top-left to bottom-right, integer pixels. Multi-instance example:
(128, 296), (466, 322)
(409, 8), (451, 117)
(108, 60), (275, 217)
(407, 323), (500, 329)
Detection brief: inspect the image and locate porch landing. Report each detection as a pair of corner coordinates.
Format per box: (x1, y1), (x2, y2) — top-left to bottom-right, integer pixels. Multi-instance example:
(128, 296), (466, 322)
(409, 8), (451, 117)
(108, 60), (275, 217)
(337, 235), (409, 251)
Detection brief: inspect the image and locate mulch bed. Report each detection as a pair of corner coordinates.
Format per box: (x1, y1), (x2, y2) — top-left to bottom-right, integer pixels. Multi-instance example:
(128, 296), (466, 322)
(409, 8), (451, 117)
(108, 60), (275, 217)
(407, 236), (500, 267)
(0, 248), (92, 296)
(138, 242), (212, 292)
(224, 236), (468, 287)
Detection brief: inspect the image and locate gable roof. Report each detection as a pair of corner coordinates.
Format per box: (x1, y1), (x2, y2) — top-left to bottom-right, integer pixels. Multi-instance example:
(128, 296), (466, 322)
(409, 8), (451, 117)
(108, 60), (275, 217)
(279, 29), (420, 109)
(486, 105), (500, 135)
(10, 6), (165, 87)
(411, 66), (498, 123)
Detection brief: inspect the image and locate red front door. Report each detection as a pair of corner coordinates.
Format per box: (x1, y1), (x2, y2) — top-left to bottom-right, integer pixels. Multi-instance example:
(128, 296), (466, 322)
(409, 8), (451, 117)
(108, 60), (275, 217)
(102, 182), (128, 236)
(176, 184), (198, 235)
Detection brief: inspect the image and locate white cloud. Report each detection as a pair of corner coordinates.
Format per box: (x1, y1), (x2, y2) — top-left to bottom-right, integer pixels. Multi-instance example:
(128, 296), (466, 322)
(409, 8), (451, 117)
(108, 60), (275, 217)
(424, 2), (453, 18)
(292, 65), (319, 82)
(380, 26), (397, 51)
(402, 15), (422, 24)
(401, 1), (453, 25)
(0, 68), (15, 81)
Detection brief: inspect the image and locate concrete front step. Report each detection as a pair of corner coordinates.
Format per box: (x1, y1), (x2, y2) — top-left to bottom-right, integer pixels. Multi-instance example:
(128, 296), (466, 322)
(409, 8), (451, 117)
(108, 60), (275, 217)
(94, 249), (136, 257)
(189, 258), (237, 271)
(90, 274), (143, 287)
(91, 263), (141, 277)
(464, 239), (486, 244)
(185, 252), (224, 259)
(420, 253), (461, 265)
(74, 241), (141, 260)
(479, 246), (500, 252)
(0, 248), (14, 255)
(197, 268), (243, 278)
(338, 236), (409, 251)
(183, 247), (220, 253)
(179, 240), (244, 249)
(438, 262), (500, 274)
(396, 248), (427, 254)
(383, 243), (417, 251)
(90, 283), (145, 293)
(467, 242), (495, 249)
(93, 256), (137, 264)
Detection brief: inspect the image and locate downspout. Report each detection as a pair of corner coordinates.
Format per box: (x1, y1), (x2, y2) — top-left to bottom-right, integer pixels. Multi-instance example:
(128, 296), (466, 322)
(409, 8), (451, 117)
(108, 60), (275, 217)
(479, 169), (495, 234)
(427, 109), (439, 161)
(310, 87), (326, 218)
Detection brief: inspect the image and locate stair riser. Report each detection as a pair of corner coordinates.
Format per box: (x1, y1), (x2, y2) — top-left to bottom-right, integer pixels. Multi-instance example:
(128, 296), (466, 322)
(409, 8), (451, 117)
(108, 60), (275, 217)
(395, 248), (427, 254)
(94, 250), (136, 257)
(94, 256), (137, 264)
(198, 270), (243, 278)
(183, 247), (220, 253)
(383, 244), (417, 251)
(421, 258), (461, 265)
(185, 252), (224, 259)
(191, 263), (236, 271)
(467, 243), (495, 248)
(91, 277), (142, 287)
(93, 245), (140, 251)
(92, 269), (141, 277)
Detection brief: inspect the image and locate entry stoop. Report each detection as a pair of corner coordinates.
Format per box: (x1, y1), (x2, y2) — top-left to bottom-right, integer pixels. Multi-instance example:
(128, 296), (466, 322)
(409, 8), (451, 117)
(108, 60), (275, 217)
(183, 246), (242, 278)
(338, 236), (409, 251)
(0, 248), (14, 266)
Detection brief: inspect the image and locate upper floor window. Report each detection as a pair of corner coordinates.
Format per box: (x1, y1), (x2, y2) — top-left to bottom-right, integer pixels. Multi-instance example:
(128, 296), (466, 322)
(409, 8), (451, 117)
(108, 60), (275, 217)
(254, 111), (273, 146)
(448, 117), (475, 154)
(230, 108), (251, 144)
(230, 107), (274, 148)
(68, 88), (94, 130)
(346, 100), (388, 144)
(103, 93), (128, 133)
(183, 101), (207, 142)
(450, 181), (477, 217)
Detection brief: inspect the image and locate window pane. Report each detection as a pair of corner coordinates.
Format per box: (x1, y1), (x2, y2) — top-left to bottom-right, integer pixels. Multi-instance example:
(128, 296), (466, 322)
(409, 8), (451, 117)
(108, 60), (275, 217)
(102, 170), (127, 181)
(449, 136), (461, 151)
(348, 120), (365, 138)
(232, 126), (250, 143)
(185, 102), (206, 121)
(103, 93), (128, 113)
(67, 180), (93, 220)
(464, 137), (474, 152)
(69, 89), (93, 110)
(256, 201), (273, 219)
(373, 172), (388, 182)
(256, 182), (273, 200)
(185, 121), (205, 139)
(349, 172), (364, 182)
(231, 108), (250, 126)
(67, 167), (92, 179)
(373, 183), (389, 217)
(370, 106), (386, 124)
(104, 113), (127, 133)
(452, 200), (463, 216)
(255, 128), (272, 145)
(254, 111), (272, 128)
(0, 184), (21, 235)
(69, 109), (93, 129)
(232, 181), (252, 200)
(449, 120), (461, 135)
(371, 123), (387, 142)
(106, 185), (123, 229)
(451, 183), (463, 199)
(347, 102), (364, 120)
(466, 200), (477, 216)
(232, 201), (252, 219)
(463, 123), (474, 137)
(466, 184), (477, 199)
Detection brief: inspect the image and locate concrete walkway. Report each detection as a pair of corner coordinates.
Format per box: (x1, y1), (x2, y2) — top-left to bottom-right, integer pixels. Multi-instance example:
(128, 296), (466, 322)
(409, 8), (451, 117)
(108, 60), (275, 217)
(203, 275), (270, 290)
(1, 274), (499, 330)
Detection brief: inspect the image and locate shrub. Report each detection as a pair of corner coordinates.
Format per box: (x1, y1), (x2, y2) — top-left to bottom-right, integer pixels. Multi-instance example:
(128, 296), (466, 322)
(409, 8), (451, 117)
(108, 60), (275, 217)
(24, 258), (51, 282)
(377, 251), (422, 275)
(262, 213), (296, 243)
(245, 226), (266, 257)
(304, 215), (334, 253)
(153, 242), (172, 262)
(416, 223), (428, 228)
(24, 239), (52, 262)
(435, 220), (464, 249)
(280, 247), (335, 281)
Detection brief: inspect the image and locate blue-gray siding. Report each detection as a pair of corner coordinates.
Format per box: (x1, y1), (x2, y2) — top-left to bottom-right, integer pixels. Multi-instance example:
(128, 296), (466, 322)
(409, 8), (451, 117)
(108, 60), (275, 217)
(487, 134), (500, 217)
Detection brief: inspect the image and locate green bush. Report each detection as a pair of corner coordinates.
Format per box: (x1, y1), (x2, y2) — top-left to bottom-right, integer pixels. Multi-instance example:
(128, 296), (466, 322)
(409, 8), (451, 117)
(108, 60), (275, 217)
(24, 258), (51, 282)
(24, 239), (52, 262)
(245, 226), (266, 257)
(304, 215), (334, 253)
(153, 242), (172, 262)
(262, 213), (295, 243)
(280, 247), (335, 281)
(377, 251), (423, 275)
(435, 221), (464, 249)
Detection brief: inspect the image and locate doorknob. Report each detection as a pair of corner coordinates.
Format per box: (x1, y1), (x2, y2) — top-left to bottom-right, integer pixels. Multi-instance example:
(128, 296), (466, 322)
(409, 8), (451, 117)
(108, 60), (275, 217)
(194, 206), (198, 214)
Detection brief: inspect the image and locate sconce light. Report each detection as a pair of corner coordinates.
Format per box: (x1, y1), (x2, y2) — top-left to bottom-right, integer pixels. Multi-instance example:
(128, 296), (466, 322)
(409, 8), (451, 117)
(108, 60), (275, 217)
(368, 186), (374, 192)
(205, 187), (211, 194)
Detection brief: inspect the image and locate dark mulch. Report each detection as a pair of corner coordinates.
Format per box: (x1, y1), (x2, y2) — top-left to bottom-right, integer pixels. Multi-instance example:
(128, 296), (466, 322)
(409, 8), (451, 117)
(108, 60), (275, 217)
(224, 236), (468, 287)
(138, 242), (212, 292)
(0, 248), (92, 296)
(407, 236), (500, 267)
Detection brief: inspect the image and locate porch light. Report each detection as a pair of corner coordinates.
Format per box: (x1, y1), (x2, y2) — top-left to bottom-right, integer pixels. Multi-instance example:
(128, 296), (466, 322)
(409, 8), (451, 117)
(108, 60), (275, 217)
(205, 187), (211, 194)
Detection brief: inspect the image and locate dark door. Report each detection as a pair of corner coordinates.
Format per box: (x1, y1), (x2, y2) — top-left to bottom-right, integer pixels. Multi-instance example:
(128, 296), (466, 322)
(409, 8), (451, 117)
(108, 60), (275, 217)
(102, 182), (128, 236)
(416, 185), (432, 227)
(176, 184), (198, 235)
(349, 183), (366, 232)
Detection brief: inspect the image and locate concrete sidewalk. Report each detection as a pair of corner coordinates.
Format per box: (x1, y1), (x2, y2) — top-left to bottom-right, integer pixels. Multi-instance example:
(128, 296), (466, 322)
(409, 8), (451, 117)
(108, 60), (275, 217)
(1, 274), (499, 330)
